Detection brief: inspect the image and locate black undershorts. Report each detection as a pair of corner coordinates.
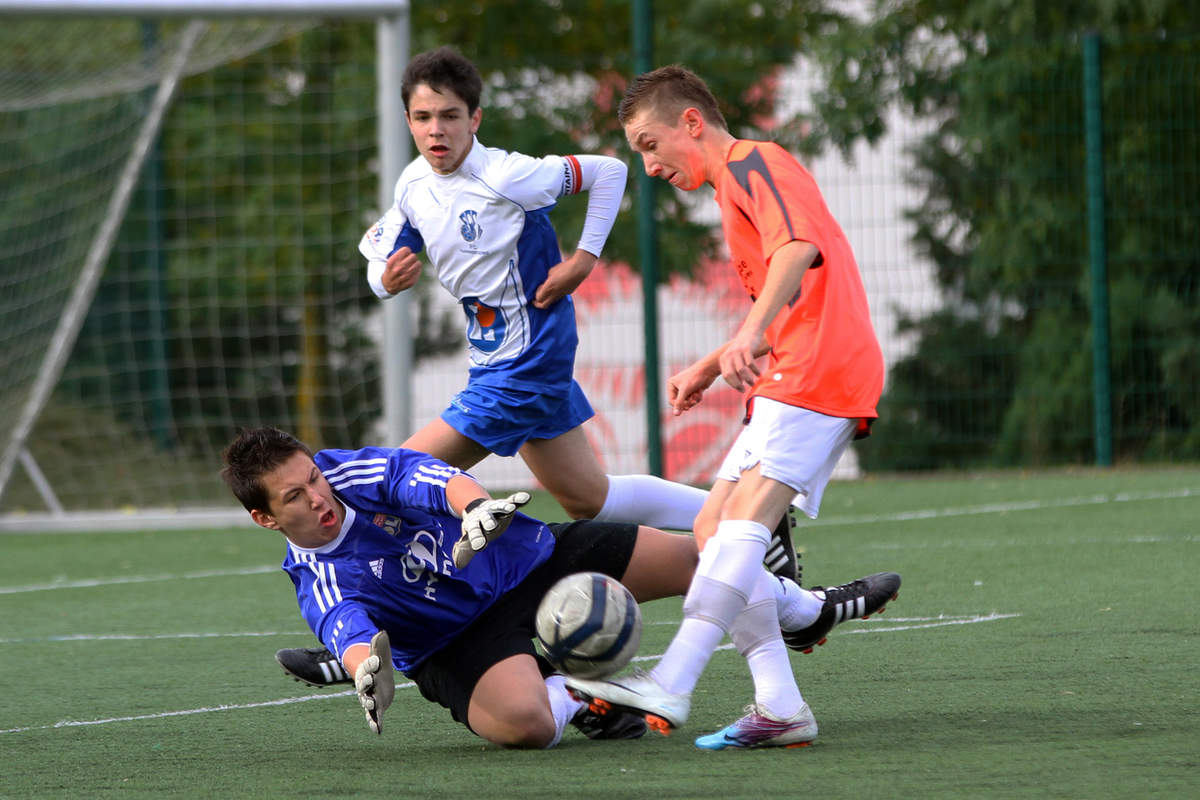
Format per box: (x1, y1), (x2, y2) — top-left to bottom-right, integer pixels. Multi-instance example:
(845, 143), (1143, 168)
(408, 519), (639, 732)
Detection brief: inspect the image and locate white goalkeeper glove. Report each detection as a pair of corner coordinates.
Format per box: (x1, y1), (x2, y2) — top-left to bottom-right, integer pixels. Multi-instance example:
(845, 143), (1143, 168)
(452, 491), (532, 569)
(354, 630), (395, 735)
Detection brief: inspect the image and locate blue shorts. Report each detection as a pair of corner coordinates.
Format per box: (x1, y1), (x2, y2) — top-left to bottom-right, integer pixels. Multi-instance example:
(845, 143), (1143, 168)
(441, 378), (595, 457)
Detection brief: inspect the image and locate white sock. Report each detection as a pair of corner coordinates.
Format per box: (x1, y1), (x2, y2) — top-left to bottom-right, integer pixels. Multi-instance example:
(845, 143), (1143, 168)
(594, 473), (707, 531)
(543, 674), (585, 749)
(773, 575), (826, 630)
(651, 617), (725, 696)
(651, 520), (770, 695)
(733, 571), (804, 719)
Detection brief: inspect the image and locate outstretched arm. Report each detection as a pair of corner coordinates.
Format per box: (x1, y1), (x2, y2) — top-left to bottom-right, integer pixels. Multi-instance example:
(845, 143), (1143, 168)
(668, 337), (769, 415)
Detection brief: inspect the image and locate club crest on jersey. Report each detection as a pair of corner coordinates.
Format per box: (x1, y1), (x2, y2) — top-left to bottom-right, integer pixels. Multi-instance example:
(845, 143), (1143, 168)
(462, 295), (506, 354)
(458, 210), (482, 243)
(372, 513), (403, 536)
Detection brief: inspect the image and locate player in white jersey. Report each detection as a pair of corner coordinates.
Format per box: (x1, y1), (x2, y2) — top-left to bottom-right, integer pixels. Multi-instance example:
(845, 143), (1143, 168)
(358, 46), (714, 533)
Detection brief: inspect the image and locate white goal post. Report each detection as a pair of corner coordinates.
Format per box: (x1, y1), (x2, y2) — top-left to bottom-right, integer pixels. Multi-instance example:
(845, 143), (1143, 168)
(0, 1), (411, 531)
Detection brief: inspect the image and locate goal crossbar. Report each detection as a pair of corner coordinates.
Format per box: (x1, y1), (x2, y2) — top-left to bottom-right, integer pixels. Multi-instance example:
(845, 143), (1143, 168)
(0, 1), (408, 16)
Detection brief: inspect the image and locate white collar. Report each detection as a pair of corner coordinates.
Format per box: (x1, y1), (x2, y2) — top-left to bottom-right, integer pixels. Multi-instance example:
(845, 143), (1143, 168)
(289, 504), (356, 556)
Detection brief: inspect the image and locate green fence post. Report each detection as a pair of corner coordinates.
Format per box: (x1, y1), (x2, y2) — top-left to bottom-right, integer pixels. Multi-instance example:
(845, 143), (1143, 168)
(1083, 31), (1113, 467)
(633, 0), (663, 476)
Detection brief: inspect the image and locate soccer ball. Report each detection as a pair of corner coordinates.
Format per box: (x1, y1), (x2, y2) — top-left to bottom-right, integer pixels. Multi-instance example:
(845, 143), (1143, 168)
(535, 572), (642, 679)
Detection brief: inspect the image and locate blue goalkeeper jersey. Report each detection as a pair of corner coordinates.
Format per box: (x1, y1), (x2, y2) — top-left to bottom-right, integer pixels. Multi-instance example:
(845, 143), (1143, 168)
(281, 446), (554, 675)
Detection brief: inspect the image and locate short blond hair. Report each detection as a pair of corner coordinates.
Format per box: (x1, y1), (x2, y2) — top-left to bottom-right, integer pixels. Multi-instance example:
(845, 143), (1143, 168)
(618, 65), (727, 130)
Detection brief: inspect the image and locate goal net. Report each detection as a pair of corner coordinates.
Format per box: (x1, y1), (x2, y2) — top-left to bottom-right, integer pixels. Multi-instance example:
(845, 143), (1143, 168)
(0, 14), (389, 527)
(0, 8), (874, 532)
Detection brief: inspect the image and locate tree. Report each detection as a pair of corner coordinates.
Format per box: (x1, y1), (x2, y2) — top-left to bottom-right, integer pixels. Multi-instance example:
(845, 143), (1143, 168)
(801, 1), (1199, 468)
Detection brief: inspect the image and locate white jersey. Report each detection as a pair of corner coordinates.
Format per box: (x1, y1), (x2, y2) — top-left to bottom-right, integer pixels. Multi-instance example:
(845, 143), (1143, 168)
(359, 139), (624, 394)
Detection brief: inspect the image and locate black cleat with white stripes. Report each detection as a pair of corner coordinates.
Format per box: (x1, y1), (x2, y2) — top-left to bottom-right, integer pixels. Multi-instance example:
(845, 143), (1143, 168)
(275, 646), (352, 687)
(763, 509), (801, 584)
(782, 572), (901, 653)
(570, 706), (648, 740)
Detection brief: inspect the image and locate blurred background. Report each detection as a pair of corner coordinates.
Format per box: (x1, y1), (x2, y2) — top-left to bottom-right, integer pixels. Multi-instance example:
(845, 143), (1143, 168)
(0, 1), (1195, 522)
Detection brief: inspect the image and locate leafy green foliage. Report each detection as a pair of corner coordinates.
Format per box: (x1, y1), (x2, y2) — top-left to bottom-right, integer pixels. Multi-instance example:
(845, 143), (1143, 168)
(828, 2), (1200, 468)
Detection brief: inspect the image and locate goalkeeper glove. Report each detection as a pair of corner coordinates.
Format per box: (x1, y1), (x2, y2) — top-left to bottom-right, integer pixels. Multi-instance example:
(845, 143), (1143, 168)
(354, 630), (395, 735)
(452, 491), (532, 568)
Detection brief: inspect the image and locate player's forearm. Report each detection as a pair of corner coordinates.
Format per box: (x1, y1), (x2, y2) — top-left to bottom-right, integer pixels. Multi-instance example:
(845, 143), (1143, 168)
(574, 155), (627, 257)
(740, 240), (819, 341)
(692, 345), (727, 381)
(342, 642), (370, 676)
(445, 474), (491, 518)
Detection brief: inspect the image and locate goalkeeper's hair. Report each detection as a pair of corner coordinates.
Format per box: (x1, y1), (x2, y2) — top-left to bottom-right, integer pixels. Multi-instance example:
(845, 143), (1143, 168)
(402, 45), (483, 114)
(618, 64), (727, 131)
(221, 427), (313, 512)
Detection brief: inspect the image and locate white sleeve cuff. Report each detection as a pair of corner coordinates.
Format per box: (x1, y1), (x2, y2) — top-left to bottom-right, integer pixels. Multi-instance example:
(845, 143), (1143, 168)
(366, 259), (393, 298)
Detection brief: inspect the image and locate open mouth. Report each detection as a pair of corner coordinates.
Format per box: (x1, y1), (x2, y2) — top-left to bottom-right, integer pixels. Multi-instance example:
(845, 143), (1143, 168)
(319, 508), (337, 528)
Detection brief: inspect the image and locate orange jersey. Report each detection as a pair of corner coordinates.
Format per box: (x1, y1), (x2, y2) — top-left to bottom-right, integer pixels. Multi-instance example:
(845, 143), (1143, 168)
(715, 140), (884, 419)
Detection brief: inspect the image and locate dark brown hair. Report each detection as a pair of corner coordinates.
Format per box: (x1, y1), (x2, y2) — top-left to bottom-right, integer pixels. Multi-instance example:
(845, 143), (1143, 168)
(221, 427), (312, 512)
(402, 46), (483, 114)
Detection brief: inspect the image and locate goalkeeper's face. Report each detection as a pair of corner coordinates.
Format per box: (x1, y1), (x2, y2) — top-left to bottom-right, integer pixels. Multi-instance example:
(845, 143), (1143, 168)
(250, 451), (345, 548)
(406, 82), (482, 175)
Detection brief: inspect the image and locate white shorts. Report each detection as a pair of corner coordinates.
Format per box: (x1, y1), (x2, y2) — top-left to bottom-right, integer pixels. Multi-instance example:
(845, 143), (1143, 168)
(715, 397), (858, 519)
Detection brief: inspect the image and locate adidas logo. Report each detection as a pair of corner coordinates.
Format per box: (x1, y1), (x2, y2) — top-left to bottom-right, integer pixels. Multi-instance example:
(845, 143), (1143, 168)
(369, 558), (384, 579)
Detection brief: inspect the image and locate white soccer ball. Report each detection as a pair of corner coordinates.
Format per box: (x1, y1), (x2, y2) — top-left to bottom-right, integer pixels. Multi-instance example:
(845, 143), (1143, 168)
(535, 571), (642, 679)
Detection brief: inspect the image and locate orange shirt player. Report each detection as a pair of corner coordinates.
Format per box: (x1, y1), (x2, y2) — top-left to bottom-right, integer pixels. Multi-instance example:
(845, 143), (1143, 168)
(562, 65), (899, 750)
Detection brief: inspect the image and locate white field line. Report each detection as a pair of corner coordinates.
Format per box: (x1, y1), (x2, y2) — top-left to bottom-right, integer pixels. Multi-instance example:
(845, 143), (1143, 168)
(0, 565), (278, 595)
(0, 688), (367, 735)
(0, 613), (1018, 736)
(0, 630), (312, 644)
(3, 486), (1195, 597)
(809, 486), (1200, 528)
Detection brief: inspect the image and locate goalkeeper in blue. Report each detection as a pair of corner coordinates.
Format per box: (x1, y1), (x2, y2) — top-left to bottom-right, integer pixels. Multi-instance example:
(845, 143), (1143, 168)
(222, 425), (700, 747)
(224, 426), (895, 749)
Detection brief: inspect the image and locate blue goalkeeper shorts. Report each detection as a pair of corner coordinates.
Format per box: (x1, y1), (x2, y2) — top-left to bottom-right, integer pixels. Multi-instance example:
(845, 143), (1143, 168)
(440, 377), (594, 457)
